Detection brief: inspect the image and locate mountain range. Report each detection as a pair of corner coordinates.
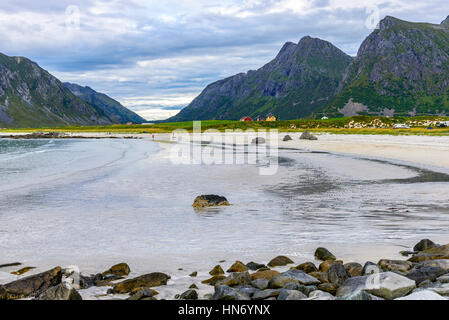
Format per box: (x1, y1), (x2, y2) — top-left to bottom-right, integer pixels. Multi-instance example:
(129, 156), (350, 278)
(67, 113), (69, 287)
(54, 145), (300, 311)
(0, 53), (145, 128)
(169, 15), (449, 121)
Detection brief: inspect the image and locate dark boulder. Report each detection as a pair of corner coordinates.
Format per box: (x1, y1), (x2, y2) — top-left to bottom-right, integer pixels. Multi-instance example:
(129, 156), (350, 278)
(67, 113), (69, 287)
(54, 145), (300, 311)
(315, 248), (336, 261)
(267, 256), (294, 267)
(328, 263), (349, 287)
(300, 131), (318, 140)
(0, 267), (62, 300)
(102, 263), (131, 277)
(180, 289), (198, 300)
(246, 262), (267, 271)
(193, 195), (230, 207)
(36, 283), (82, 300)
(414, 239), (437, 252)
(282, 135), (293, 142)
(112, 272), (170, 294)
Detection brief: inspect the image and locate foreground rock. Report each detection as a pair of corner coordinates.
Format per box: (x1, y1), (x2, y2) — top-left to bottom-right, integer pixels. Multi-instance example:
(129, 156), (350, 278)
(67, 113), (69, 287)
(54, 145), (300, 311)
(300, 131), (318, 141)
(396, 290), (446, 300)
(414, 239), (437, 252)
(0, 267), (62, 300)
(213, 285), (250, 300)
(36, 283), (82, 300)
(227, 261), (248, 273)
(337, 272), (416, 300)
(180, 289), (198, 300)
(112, 272), (170, 294)
(315, 247), (336, 261)
(378, 259), (413, 273)
(269, 269), (320, 288)
(192, 195), (230, 208)
(102, 263), (131, 277)
(267, 256), (294, 267)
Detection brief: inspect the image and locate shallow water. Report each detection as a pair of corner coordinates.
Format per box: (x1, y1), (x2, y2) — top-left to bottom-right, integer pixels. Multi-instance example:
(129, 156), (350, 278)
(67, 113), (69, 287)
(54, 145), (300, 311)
(1, 138), (449, 298)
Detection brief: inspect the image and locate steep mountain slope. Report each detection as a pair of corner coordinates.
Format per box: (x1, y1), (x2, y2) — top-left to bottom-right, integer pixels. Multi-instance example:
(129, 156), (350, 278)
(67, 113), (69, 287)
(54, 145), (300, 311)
(168, 36), (353, 121)
(64, 83), (146, 124)
(322, 16), (449, 117)
(0, 53), (115, 128)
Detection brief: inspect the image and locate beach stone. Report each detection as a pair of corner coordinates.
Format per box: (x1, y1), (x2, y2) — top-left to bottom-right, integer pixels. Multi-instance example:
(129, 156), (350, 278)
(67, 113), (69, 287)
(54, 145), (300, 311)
(127, 288), (158, 300)
(252, 289), (282, 300)
(406, 265), (446, 284)
(278, 289), (307, 300)
(337, 290), (384, 300)
(418, 280), (432, 287)
(327, 263), (349, 287)
(344, 263), (363, 277)
(180, 289), (198, 300)
(408, 253), (449, 263)
(251, 279), (269, 290)
(213, 285), (250, 300)
(11, 267), (36, 275)
(414, 239), (437, 252)
(0, 266), (62, 300)
(250, 270), (280, 281)
(437, 275), (449, 284)
(192, 195), (230, 208)
(296, 262), (318, 274)
(300, 131), (318, 141)
(315, 248), (336, 261)
(202, 275), (226, 286)
(246, 262), (266, 271)
(102, 263), (130, 277)
(36, 283), (82, 300)
(317, 283), (337, 295)
(308, 290), (336, 300)
(424, 283), (449, 296)
(362, 261), (381, 275)
(189, 271), (198, 277)
(420, 259), (449, 271)
(396, 290), (446, 300)
(209, 265), (225, 276)
(267, 256), (294, 267)
(309, 271), (329, 283)
(319, 260), (342, 272)
(0, 262), (22, 269)
(235, 285), (259, 298)
(282, 135), (293, 142)
(112, 272), (170, 294)
(282, 283), (317, 296)
(336, 272), (416, 300)
(269, 269), (320, 288)
(252, 137), (266, 144)
(219, 272), (252, 287)
(378, 259), (413, 273)
(189, 284), (198, 289)
(227, 261), (248, 273)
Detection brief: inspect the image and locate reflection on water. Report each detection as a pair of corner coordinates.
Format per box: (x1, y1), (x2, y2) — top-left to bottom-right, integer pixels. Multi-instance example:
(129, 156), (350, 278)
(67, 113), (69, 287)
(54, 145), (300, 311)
(0, 138), (449, 274)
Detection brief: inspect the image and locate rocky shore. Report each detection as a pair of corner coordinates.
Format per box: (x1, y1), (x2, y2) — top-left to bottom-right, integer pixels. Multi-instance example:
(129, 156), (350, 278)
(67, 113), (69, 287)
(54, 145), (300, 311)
(0, 132), (142, 139)
(1, 239), (449, 300)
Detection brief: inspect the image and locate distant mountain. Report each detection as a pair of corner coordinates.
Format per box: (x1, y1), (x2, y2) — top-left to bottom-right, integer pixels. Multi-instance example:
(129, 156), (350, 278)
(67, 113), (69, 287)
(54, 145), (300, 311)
(168, 15), (449, 121)
(322, 16), (449, 117)
(168, 36), (353, 121)
(0, 53), (116, 128)
(64, 83), (146, 124)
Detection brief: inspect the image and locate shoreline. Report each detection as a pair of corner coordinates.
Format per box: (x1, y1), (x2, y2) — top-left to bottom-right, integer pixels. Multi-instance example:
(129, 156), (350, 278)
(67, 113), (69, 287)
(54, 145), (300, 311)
(2, 132), (449, 300)
(1, 239), (449, 300)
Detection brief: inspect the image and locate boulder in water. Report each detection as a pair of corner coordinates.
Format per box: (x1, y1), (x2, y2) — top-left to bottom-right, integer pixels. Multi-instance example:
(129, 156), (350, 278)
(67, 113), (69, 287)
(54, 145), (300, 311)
(193, 195), (230, 208)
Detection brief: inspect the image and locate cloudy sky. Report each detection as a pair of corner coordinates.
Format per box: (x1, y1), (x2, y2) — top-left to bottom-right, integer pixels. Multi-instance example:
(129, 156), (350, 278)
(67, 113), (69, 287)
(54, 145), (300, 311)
(0, 0), (448, 120)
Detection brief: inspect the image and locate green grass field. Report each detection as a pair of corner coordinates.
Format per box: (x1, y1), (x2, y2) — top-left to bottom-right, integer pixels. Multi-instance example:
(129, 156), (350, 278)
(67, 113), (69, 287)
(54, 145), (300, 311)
(2, 116), (449, 136)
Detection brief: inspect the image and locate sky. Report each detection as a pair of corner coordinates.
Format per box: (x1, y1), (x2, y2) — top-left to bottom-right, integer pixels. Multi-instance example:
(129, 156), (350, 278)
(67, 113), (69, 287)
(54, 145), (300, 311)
(0, 1), (448, 120)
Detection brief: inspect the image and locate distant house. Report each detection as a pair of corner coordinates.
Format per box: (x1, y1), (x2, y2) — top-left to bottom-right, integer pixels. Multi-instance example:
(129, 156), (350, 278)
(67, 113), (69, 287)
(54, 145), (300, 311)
(256, 116), (265, 121)
(265, 114), (277, 122)
(126, 122), (133, 125)
(321, 116), (329, 120)
(240, 116), (253, 122)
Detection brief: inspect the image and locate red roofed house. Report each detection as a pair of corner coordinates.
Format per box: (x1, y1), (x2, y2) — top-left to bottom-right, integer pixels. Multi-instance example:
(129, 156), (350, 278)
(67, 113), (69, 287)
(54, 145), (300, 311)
(240, 116), (253, 122)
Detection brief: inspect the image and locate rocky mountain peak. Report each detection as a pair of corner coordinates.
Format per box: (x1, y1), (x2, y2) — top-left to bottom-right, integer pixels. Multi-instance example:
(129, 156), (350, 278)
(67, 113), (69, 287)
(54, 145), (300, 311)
(441, 15), (449, 27)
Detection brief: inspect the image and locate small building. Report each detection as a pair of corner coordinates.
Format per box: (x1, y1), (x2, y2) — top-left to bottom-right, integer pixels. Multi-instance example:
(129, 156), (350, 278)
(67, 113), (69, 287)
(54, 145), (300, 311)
(266, 115), (277, 122)
(126, 122), (133, 125)
(240, 116), (253, 122)
(256, 116), (265, 122)
(321, 116), (329, 120)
